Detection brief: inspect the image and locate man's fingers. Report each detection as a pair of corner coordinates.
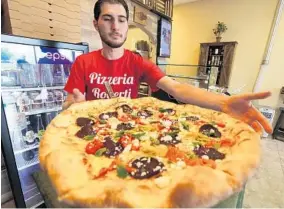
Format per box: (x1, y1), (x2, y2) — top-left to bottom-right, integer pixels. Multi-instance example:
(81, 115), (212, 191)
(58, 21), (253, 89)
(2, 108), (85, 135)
(72, 88), (85, 102)
(250, 121), (263, 133)
(252, 107), (273, 134)
(73, 88), (82, 96)
(238, 91), (271, 101)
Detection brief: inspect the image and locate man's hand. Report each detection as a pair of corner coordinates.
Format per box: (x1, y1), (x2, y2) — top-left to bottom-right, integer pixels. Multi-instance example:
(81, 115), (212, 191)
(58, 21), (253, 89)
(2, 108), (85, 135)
(73, 88), (86, 103)
(63, 88), (86, 110)
(221, 91), (273, 134)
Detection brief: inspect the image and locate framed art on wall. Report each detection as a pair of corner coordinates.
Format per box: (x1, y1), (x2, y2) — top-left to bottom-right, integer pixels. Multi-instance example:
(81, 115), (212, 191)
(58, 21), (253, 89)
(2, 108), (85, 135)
(157, 18), (172, 58)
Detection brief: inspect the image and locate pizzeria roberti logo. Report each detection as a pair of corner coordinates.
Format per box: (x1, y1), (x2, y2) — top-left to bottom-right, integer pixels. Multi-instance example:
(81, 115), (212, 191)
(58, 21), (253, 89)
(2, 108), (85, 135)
(89, 72), (134, 99)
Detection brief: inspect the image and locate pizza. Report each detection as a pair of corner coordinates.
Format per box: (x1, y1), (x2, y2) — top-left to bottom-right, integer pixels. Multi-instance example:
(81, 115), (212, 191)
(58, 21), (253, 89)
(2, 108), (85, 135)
(39, 97), (260, 208)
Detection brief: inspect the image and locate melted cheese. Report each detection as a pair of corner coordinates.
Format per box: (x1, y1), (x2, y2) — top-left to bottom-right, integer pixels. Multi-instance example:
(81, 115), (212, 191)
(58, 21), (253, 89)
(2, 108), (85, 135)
(154, 176), (172, 188)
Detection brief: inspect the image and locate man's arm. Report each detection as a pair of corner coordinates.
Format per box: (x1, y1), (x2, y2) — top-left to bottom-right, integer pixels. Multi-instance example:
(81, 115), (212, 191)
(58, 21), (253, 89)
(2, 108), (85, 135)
(157, 76), (273, 134)
(62, 89), (86, 110)
(157, 76), (225, 111)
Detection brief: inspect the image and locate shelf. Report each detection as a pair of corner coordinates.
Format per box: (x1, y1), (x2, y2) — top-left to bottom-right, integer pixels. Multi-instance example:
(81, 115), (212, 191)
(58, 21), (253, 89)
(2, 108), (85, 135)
(16, 151), (39, 171)
(31, 201), (44, 209)
(14, 141), (39, 155)
(1, 86), (65, 92)
(167, 75), (208, 81)
(25, 106), (62, 116)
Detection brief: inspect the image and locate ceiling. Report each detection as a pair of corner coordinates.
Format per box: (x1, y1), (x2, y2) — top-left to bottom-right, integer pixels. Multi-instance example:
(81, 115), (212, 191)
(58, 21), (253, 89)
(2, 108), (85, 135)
(174, 0), (200, 6)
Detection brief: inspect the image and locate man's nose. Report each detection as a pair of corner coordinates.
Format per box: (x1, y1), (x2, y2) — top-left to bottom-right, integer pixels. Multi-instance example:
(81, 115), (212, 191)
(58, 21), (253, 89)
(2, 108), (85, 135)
(111, 20), (119, 31)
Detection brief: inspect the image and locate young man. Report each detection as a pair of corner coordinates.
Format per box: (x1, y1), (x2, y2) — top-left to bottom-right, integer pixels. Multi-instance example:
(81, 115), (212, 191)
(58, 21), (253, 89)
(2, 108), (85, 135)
(64, 0), (272, 134)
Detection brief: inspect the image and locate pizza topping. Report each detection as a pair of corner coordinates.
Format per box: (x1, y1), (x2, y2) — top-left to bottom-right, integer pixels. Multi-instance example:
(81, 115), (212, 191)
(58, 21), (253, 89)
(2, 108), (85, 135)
(76, 117), (95, 127)
(161, 119), (173, 128)
(128, 157), (165, 179)
(116, 122), (135, 131)
(180, 121), (190, 130)
(166, 147), (216, 169)
(98, 112), (118, 120)
(103, 137), (124, 157)
(137, 110), (153, 119)
(117, 104), (133, 113)
(199, 124), (221, 138)
(76, 125), (96, 138)
(186, 116), (199, 122)
(95, 147), (107, 156)
(159, 108), (176, 115)
(116, 165), (129, 179)
(159, 131), (181, 145)
(193, 145), (225, 160)
(154, 176), (171, 188)
(94, 160), (117, 179)
(85, 140), (103, 154)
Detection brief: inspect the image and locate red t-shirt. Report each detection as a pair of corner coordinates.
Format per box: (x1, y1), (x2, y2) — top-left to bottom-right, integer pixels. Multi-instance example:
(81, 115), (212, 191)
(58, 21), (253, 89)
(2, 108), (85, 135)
(64, 49), (165, 100)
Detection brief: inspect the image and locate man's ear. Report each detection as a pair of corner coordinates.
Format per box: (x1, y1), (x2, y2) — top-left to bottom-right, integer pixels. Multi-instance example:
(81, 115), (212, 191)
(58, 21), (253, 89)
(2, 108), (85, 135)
(93, 19), (99, 31)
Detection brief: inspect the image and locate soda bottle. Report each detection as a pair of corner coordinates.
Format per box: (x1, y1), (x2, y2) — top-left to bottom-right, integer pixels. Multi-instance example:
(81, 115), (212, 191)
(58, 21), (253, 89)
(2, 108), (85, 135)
(22, 116), (37, 145)
(35, 114), (45, 141)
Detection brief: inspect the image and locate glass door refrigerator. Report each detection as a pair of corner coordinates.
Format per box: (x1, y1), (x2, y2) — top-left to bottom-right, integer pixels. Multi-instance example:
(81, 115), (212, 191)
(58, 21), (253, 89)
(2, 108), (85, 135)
(1, 34), (89, 208)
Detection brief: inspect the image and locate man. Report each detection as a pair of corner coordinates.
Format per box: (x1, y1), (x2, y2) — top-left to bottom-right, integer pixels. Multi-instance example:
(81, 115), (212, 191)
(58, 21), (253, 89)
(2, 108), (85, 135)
(64, 0), (272, 134)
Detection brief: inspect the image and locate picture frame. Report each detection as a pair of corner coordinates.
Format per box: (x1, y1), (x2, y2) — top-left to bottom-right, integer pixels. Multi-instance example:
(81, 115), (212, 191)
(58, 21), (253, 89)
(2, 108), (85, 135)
(157, 18), (172, 58)
(133, 6), (147, 26)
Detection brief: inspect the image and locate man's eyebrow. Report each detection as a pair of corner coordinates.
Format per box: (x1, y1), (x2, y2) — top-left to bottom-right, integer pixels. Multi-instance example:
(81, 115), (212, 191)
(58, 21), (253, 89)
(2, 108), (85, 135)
(101, 14), (127, 19)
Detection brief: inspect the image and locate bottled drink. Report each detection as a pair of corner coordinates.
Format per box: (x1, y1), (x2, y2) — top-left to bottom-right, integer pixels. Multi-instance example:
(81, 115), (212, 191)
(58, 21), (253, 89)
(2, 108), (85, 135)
(35, 114), (45, 141)
(22, 150), (35, 161)
(54, 90), (64, 107)
(19, 64), (39, 88)
(22, 116), (37, 145)
(16, 92), (31, 113)
(53, 64), (66, 86)
(45, 91), (55, 109)
(38, 64), (53, 87)
(42, 112), (54, 129)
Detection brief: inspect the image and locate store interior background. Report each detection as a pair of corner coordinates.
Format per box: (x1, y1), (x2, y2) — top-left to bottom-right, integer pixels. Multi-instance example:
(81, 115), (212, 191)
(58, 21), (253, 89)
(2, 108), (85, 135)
(5, 0), (284, 108)
(2, 0), (284, 208)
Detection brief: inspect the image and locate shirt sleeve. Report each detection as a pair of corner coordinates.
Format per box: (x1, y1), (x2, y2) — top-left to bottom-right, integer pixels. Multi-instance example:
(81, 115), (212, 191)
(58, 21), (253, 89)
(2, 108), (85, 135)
(137, 57), (166, 92)
(64, 56), (85, 94)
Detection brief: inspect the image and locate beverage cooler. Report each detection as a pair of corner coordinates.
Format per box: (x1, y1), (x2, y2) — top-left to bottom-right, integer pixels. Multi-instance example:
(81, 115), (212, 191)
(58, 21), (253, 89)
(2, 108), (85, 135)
(1, 34), (89, 208)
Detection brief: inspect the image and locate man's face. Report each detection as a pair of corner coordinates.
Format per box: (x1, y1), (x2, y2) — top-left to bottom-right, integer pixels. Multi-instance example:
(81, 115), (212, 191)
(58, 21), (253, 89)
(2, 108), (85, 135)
(94, 3), (128, 48)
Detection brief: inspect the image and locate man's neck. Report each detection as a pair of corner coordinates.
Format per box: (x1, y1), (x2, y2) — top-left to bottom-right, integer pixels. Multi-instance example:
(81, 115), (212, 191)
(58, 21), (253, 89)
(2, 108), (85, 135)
(101, 44), (124, 60)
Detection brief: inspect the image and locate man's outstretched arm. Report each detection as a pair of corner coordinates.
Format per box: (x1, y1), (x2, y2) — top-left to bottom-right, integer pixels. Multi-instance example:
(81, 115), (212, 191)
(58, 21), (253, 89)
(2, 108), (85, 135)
(157, 76), (272, 134)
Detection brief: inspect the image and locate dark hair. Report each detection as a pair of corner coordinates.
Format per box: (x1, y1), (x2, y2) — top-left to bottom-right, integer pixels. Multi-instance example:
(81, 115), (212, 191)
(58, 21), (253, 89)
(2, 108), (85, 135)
(94, 0), (129, 21)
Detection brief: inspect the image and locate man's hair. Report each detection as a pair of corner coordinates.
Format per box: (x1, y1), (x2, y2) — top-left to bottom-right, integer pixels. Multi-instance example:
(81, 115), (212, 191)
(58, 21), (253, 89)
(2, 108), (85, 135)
(94, 0), (129, 21)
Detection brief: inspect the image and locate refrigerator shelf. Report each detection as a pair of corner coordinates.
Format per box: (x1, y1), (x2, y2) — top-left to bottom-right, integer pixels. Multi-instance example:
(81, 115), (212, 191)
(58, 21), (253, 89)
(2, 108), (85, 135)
(31, 200), (44, 208)
(26, 193), (43, 208)
(1, 86), (65, 92)
(14, 144), (39, 155)
(25, 106), (62, 116)
(16, 152), (39, 171)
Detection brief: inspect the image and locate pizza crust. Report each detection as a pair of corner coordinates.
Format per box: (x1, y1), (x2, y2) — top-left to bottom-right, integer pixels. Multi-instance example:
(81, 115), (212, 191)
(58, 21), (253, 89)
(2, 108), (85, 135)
(40, 97), (261, 208)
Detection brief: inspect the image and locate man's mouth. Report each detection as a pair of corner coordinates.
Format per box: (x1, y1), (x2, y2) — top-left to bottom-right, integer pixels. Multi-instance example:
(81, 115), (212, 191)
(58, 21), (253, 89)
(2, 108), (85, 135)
(110, 33), (121, 38)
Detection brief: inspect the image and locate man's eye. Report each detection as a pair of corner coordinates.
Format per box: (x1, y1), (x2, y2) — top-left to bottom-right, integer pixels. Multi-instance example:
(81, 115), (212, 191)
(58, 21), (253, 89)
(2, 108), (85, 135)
(119, 19), (126, 23)
(104, 18), (111, 21)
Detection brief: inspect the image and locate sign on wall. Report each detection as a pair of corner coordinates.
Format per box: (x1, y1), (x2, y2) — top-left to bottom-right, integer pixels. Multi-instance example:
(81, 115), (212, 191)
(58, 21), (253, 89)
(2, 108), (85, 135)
(133, 6), (148, 25)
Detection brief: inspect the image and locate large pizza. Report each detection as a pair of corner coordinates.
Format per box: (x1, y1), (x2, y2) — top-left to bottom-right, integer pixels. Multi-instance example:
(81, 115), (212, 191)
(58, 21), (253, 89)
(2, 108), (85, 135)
(39, 97), (260, 208)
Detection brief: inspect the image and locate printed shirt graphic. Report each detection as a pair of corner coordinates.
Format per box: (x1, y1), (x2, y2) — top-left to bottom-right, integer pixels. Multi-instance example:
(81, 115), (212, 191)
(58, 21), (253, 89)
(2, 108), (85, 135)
(64, 49), (165, 100)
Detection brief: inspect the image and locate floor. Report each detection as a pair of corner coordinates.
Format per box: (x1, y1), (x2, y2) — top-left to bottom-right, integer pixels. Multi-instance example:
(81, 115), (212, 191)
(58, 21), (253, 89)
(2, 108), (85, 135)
(1, 138), (284, 208)
(243, 137), (284, 208)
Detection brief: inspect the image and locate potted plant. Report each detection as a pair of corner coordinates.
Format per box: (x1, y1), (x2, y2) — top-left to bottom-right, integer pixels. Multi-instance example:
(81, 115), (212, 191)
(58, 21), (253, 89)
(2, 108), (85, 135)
(213, 21), (228, 42)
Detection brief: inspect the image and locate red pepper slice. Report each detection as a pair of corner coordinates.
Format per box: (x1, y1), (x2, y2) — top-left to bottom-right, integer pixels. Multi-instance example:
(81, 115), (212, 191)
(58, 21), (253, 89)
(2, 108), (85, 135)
(85, 140), (103, 154)
(216, 122), (226, 128)
(119, 134), (133, 148)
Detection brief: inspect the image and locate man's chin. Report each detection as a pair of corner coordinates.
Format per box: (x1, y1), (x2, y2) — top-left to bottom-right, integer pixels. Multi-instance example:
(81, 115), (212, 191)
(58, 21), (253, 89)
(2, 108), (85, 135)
(105, 41), (124, 48)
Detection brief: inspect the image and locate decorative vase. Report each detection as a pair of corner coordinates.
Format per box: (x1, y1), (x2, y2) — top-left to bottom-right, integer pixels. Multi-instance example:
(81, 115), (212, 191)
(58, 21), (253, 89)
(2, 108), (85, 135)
(216, 36), (222, 42)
